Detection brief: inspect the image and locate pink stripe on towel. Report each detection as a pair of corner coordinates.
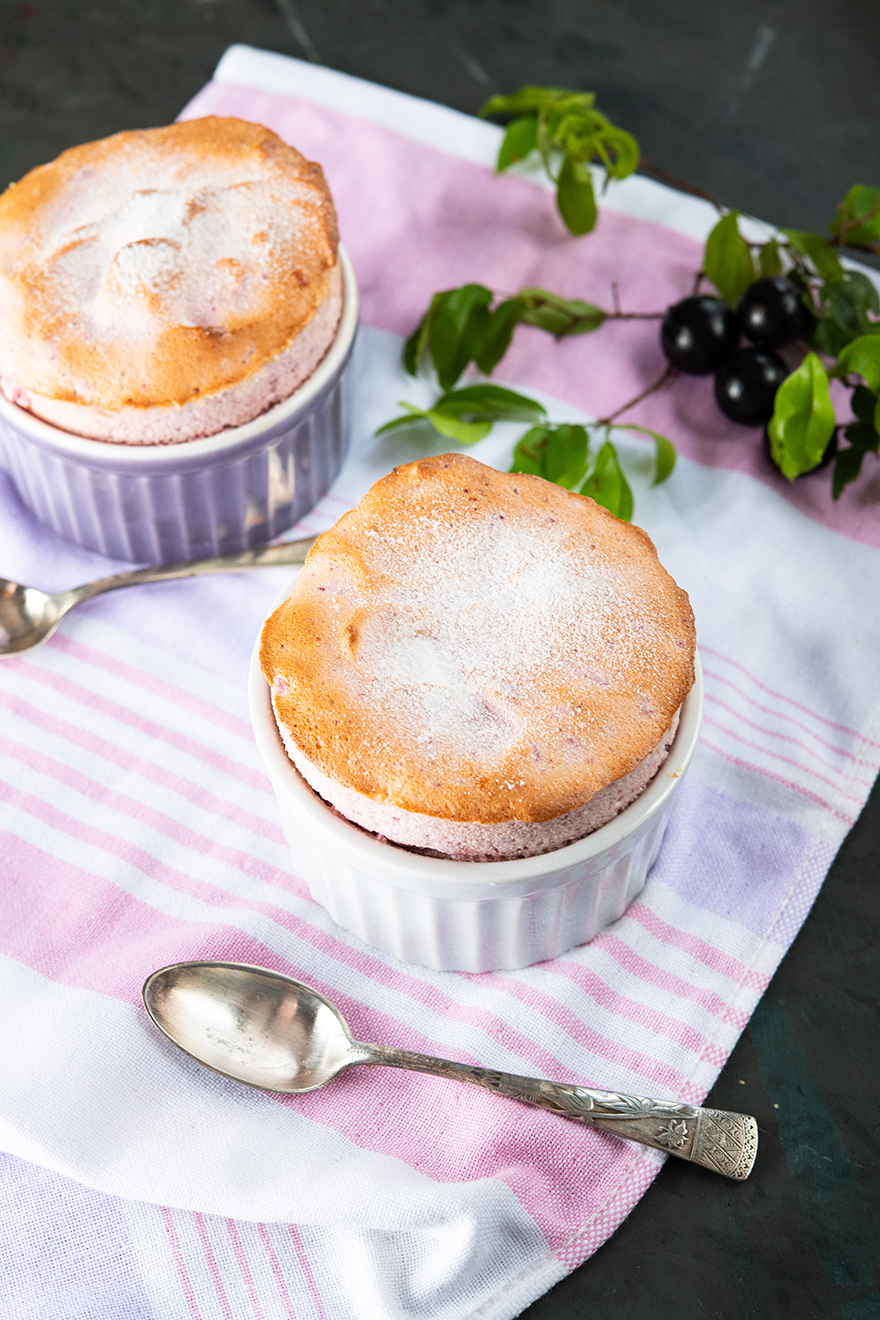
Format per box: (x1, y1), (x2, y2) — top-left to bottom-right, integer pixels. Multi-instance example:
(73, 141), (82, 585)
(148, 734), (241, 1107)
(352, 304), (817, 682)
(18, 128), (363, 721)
(183, 79), (880, 551)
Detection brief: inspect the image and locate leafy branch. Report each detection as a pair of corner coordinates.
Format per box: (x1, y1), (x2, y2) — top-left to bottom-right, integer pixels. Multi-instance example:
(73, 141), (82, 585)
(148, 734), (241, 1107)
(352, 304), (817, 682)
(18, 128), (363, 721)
(380, 281), (677, 522)
(701, 203), (880, 497)
(512, 421), (676, 522)
(478, 86), (639, 236)
(376, 384), (546, 447)
(403, 282), (662, 390)
(383, 77), (880, 508)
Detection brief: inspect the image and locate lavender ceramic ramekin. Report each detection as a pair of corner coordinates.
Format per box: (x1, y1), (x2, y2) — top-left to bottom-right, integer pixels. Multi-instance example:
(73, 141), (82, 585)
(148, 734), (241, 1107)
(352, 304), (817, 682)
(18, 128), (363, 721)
(0, 247), (358, 564)
(249, 624), (704, 973)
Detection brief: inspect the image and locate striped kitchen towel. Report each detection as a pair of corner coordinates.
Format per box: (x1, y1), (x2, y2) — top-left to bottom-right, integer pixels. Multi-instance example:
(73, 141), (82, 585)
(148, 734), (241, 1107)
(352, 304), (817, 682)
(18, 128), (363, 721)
(0, 44), (878, 1320)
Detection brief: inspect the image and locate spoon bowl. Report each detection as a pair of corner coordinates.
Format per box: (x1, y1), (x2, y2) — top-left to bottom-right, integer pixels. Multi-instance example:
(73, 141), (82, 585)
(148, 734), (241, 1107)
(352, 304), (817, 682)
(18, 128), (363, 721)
(144, 962), (357, 1093)
(0, 580), (64, 655)
(144, 960), (759, 1180)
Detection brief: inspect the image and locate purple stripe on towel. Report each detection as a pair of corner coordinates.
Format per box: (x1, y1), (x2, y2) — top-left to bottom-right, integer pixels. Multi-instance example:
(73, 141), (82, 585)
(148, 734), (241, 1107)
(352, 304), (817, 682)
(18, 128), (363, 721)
(652, 776), (835, 938)
(0, 1152), (155, 1320)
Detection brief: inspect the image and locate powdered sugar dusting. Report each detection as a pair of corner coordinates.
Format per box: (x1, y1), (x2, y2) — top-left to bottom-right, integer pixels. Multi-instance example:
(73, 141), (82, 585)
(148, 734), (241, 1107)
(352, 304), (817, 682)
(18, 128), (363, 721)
(350, 511), (633, 762)
(35, 163), (310, 340)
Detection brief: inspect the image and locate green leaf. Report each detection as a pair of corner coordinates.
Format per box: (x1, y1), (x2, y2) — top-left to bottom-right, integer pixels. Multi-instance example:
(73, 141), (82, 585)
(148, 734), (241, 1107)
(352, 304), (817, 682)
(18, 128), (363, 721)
(836, 337), (880, 392)
(809, 273), (880, 356)
(511, 426), (551, 476)
(703, 212), (756, 306)
(429, 284), (494, 390)
(400, 279), (611, 387)
(839, 184), (880, 221)
(850, 384), (878, 425)
(808, 316), (852, 359)
(830, 185), (880, 249)
(552, 107), (602, 159)
(557, 113), (639, 180)
(376, 385), (545, 444)
(474, 298), (525, 374)
(542, 423), (591, 488)
(596, 126), (640, 179)
(615, 424), (677, 485)
(842, 420), (879, 454)
(520, 302), (581, 335)
(831, 418), (879, 498)
(827, 270), (879, 320)
(580, 441), (633, 520)
(497, 115), (539, 171)
(767, 353), (836, 480)
(425, 383), (545, 444)
(479, 87), (595, 120)
(519, 287), (606, 336)
(510, 422), (594, 490)
(652, 432), (677, 485)
(808, 321), (845, 358)
(403, 312), (430, 376)
(832, 445), (865, 499)
(782, 229), (844, 281)
(758, 241), (783, 278)
(435, 384), (546, 419)
(374, 401), (433, 434)
(425, 410), (493, 445)
(481, 86), (639, 238)
(556, 155), (598, 235)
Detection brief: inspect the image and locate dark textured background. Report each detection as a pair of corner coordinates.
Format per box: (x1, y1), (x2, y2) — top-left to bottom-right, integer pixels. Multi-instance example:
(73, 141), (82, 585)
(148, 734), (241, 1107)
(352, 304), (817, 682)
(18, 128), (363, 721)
(2, 0), (880, 235)
(1, 4), (878, 1316)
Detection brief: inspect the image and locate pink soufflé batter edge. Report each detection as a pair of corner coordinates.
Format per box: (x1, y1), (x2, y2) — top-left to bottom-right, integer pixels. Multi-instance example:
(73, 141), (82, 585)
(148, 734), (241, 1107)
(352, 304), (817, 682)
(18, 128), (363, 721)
(0, 267), (342, 444)
(274, 699), (681, 862)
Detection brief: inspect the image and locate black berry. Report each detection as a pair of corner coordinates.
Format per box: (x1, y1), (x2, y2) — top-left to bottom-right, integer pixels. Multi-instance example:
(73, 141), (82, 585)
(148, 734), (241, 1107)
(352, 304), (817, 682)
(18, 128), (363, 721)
(714, 349), (788, 426)
(660, 296), (739, 374)
(738, 278), (807, 349)
(763, 427), (838, 476)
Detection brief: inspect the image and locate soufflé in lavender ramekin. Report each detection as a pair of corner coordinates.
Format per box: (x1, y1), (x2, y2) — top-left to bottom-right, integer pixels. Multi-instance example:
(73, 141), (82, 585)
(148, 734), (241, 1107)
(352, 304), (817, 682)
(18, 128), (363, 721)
(0, 116), (357, 561)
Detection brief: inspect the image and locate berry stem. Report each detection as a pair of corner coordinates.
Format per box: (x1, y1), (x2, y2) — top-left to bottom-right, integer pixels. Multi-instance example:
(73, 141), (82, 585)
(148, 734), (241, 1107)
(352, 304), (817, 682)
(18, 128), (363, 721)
(607, 311), (666, 320)
(595, 362), (677, 426)
(638, 159), (725, 214)
(495, 288), (668, 320)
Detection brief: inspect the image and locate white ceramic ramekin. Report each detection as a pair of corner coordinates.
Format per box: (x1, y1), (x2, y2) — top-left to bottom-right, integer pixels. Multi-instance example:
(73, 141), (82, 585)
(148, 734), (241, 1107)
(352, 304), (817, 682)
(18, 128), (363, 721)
(249, 620), (704, 973)
(0, 247), (358, 564)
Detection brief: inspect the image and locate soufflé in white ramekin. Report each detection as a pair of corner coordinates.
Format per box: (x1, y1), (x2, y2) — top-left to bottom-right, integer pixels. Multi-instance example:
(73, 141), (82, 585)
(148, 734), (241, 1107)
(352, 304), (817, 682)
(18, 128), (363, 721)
(253, 453), (701, 971)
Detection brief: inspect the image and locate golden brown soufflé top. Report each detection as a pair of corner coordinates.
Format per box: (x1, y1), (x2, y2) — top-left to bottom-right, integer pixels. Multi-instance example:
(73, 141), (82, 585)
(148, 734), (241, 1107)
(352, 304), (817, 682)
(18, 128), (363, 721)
(0, 116), (339, 411)
(261, 454), (696, 825)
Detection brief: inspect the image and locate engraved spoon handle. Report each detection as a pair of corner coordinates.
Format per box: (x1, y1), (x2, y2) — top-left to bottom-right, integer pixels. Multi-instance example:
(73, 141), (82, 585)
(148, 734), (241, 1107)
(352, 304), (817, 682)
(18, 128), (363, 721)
(65, 536), (319, 608)
(356, 1043), (757, 1181)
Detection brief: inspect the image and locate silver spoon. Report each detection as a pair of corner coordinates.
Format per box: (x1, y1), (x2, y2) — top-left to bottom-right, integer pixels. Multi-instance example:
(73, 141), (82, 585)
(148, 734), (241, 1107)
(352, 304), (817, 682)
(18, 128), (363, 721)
(0, 537), (317, 658)
(143, 961), (758, 1181)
